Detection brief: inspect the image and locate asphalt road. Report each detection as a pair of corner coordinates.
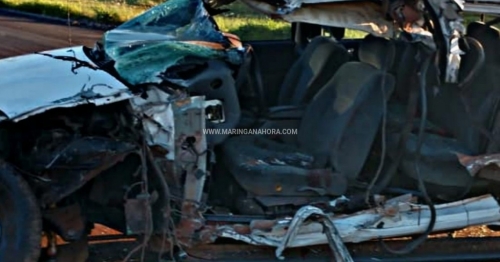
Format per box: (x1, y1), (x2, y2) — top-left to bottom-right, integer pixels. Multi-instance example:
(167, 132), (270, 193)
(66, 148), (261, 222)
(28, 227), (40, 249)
(0, 12), (103, 58)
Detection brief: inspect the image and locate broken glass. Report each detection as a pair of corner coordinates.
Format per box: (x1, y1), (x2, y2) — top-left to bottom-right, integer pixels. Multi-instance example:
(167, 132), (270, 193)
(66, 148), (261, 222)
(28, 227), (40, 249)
(103, 0), (245, 85)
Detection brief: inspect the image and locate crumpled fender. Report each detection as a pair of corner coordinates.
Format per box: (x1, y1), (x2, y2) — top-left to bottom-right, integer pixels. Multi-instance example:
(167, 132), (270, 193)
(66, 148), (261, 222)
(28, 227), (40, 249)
(0, 46), (134, 122)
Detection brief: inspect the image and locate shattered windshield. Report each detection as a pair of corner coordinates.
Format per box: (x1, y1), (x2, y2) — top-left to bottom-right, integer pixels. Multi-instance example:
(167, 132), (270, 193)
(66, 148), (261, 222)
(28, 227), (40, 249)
(103, 0), (245, 85)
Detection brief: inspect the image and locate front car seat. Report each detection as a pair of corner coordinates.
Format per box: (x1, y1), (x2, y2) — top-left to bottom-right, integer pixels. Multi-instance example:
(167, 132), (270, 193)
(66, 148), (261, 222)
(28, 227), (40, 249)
(276, 36), (351, 106)
(221, 35), (396, 202)
(238, 36), (350, 128)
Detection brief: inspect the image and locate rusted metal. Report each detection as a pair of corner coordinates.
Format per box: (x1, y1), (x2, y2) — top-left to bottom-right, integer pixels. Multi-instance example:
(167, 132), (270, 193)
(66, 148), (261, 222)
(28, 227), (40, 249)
(38, 138), (137, 206)
(124, 194), (152, 235)
(457, 153), (500, 182)
(172, 96), (209, 247)
(250, 219), (277, 231)
(457, 153), (500, 176)
(475, 166), (500, 183)
(198, 225), (219, 244)
(218, 194), (500, 249)
(47, 231), (58, 259)
(43, 203), (86, 241)
(175, 203), (205, 246)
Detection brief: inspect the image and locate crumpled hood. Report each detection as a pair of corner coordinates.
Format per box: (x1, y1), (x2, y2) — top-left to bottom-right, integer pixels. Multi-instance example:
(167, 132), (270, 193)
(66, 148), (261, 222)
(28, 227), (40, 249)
(0, 46), (133, 121)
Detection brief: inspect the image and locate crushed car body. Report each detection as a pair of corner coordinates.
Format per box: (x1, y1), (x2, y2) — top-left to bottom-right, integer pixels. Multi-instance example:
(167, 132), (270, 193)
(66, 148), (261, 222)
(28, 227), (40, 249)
(0, 46), (133, 121)
(0, 0), (499, 261)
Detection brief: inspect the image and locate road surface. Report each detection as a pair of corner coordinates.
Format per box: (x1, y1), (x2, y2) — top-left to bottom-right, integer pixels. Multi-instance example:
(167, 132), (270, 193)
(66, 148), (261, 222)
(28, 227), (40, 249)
(0, 11), (103, 58)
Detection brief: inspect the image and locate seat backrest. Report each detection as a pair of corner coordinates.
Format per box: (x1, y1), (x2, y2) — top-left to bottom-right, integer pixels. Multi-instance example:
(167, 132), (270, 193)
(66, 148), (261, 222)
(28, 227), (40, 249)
(425, 22), (500, 154)
(277, 36), (350, 106)
(296, 35), (396, 180)
(468, 22), (500, 153)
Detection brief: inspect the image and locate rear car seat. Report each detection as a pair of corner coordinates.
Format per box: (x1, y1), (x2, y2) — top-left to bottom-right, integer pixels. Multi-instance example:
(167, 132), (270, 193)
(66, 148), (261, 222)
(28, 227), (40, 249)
(383, 24), (500, 199)
(425, 22), (500, 155)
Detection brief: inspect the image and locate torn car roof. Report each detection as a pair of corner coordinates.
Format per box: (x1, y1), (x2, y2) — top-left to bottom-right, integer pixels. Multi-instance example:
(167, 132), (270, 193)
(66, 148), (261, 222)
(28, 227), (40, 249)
(103, 0), (247, 86)
(240, 0), (397, 38)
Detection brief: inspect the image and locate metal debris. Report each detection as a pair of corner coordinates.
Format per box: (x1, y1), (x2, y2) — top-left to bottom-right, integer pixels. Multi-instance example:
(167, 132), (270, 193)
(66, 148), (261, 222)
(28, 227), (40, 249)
(457, 152), (500, 176)
(275, 206), (354, 261)
(218, 194), (500, 250)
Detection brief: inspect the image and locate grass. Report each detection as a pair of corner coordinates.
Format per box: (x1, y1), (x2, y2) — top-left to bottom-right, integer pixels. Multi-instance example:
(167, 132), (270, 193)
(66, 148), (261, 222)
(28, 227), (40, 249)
(0, 0), (150, 24)
(0, 0), (367, 40)
(0, 0), (492, 40)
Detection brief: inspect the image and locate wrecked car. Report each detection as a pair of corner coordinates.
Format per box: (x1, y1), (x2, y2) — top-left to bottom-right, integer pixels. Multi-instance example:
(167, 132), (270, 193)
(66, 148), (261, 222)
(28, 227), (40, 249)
(0, 0), (500, 260)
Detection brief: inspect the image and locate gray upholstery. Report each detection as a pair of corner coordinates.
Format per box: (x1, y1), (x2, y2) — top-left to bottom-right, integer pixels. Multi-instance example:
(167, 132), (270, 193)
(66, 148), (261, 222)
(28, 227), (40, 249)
(391, 41), (420, 102)
(298, 35), (395, 178)
(277, 36), (350, 105)
(467, 23), (500, 153)
(237, 36), (349, 129)
(424, 22), (500, 154)
(387, 132), (474, 188)
(382, 24), (500, 197)
(357, 34), (395, 71)
(222, 35), (396, 198)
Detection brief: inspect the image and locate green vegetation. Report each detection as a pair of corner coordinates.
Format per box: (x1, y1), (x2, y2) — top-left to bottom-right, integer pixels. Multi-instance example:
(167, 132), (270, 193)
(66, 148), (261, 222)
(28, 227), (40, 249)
(0, 0), (139, 23)
(0, 0), (367, 40)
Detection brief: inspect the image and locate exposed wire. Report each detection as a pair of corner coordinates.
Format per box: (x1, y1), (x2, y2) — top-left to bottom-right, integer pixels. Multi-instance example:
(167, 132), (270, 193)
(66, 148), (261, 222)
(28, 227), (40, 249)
(145, 142), (178, 260)
(379, 52), (437, 255)
(369, 45), (421, 195)
(122, 141), (153, 262)
(364, 42), (393, 205)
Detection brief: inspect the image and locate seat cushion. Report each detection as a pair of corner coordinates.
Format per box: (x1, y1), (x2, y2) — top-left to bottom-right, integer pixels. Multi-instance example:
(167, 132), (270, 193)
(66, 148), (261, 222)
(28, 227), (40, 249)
(387, 131), (474, 190)
(221, 135), (347, 197)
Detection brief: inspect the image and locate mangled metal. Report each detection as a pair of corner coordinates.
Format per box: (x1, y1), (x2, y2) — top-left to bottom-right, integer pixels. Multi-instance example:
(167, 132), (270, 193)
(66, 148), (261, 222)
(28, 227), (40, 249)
(130, 87), (177, 160)
(103, 0), (247, 85)
(457, 153), (500, 183)
(425, 0), (467, 83)
(464, 0), (500, 15)
(0, 0), (499, 260)
(241, 0), (396, 37)
(0, 47), (133, 121)
(240, 0), (469, 82)
(218, 194), (500, 259)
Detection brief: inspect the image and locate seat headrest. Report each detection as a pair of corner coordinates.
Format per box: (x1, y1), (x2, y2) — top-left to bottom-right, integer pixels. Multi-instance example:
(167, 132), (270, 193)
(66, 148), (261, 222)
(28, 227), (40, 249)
(358, 34), (396, 71)
(303, 36), (339, 56)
